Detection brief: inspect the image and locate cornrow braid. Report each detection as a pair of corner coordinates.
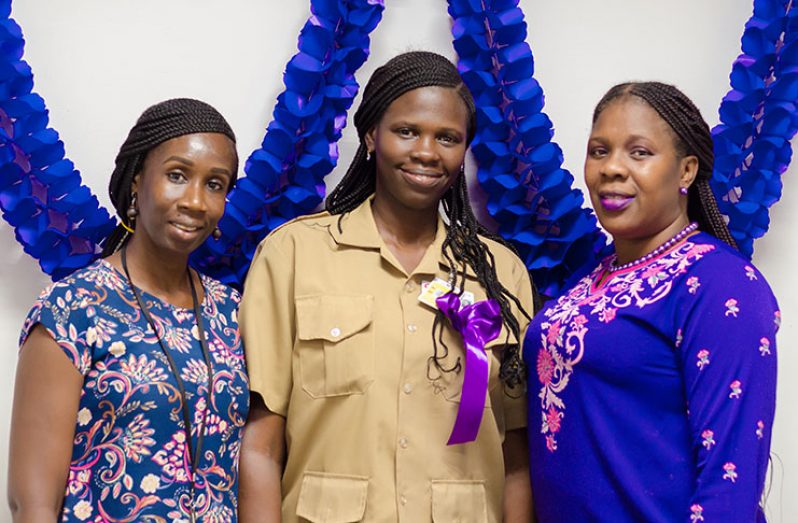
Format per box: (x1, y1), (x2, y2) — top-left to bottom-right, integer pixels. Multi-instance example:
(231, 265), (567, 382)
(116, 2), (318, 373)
(327, 51), (535, 388)
(593, 82), (737, 248)
(101, 98), (238, 257)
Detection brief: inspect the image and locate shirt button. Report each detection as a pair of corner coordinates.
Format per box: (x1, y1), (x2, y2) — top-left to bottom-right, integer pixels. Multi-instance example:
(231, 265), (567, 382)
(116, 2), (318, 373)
(404, 281), (415, 293)
(400, 495), (407, 506)
(399, 437), (408, 449)
(330, 327), (341, 338)
(403, 383), (413, 394)
(407, 324), (417, 333)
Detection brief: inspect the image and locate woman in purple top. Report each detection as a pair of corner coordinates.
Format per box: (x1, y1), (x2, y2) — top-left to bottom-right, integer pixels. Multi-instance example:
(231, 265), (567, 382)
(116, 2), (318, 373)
(524, 82), (778, 522)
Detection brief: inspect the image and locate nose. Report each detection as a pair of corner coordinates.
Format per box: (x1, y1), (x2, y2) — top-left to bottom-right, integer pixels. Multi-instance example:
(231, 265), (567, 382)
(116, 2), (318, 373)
(409, 134), (439, 165)
(178, 179), (207, 214)
(599, 149), (629, 180)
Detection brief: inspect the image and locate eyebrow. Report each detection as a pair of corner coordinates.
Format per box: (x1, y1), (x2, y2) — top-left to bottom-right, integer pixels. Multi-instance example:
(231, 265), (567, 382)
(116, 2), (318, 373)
(164, 155), (232, 176)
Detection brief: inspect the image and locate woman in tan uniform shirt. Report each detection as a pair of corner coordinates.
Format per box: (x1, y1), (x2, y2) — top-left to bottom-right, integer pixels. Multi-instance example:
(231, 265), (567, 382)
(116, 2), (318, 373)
(238, 51), (537, 522)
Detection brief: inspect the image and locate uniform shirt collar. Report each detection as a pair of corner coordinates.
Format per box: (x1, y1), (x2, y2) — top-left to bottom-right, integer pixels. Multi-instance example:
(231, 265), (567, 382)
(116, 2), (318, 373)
(329, 195), (475, 277)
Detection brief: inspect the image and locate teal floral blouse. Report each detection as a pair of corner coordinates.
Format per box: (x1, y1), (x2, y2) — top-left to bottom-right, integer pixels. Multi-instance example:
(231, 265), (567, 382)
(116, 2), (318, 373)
(20, 259), (249, 522)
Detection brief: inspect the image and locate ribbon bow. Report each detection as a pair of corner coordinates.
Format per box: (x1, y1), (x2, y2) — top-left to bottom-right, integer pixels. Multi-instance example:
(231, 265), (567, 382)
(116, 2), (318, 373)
(436, 293), (502, 445)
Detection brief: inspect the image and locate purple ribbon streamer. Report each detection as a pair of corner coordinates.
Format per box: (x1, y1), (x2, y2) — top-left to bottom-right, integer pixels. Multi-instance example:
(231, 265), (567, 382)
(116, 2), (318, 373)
(436, 293), (502, 445)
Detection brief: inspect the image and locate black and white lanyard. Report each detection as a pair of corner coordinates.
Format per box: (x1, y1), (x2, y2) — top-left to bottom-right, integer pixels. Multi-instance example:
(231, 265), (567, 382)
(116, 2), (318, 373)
(121, 246), (213, 523)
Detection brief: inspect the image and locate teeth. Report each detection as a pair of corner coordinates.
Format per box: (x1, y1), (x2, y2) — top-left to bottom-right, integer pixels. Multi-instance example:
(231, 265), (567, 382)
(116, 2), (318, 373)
(173, 223), (199, 232)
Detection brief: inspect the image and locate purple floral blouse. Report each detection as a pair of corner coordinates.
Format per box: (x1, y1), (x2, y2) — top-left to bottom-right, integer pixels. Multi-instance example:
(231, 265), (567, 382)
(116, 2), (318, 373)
(524, 232), (779, 522)
(20, 259), (249, 522)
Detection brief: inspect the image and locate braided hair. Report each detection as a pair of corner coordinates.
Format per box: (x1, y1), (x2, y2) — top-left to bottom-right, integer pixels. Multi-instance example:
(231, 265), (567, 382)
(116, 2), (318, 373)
(101, 98), (238, 256)
(593, 82), (737, 248)
(327, 51), (534, 388)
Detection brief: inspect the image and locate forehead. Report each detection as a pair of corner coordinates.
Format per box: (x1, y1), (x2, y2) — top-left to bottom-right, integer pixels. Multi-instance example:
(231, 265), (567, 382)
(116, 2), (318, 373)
(146, 133), (236, 164)
(592, 97), (675, 141)
(381, 86), (469, 128)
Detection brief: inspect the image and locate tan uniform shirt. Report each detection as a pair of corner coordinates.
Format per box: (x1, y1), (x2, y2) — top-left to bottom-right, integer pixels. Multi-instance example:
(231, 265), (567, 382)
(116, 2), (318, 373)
(240, 197), (534, 522)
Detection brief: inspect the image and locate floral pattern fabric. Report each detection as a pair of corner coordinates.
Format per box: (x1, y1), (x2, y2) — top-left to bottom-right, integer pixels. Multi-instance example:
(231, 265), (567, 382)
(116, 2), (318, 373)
(524, 233), (778, 522)
(20, 259), (249, 522)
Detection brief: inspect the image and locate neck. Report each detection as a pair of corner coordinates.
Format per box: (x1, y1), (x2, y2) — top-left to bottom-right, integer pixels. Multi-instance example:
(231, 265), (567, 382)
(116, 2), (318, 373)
(371, 196), (439, 247)
(613, 216), (692, 265)
(121, 235), (191, 297)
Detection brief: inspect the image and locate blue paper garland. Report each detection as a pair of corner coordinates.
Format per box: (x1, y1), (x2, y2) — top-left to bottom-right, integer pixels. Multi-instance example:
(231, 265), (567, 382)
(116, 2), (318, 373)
(0, 1), (114, 279)
(0, 0), (795, 295)
(711, 0), (798, 258)
(447, 0), (608, 297)
(191, 0), (384, 285)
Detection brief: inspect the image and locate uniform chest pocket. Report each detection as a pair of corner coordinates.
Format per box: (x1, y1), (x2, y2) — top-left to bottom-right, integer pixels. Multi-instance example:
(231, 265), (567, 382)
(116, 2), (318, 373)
(436, 329), (503, 409)
(295, 294), (374, 398)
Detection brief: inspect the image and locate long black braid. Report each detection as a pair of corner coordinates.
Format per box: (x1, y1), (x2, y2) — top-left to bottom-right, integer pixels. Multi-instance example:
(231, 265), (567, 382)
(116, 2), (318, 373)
(326, 51), (535, 388)
(593, 82), (737, 248)
(101, 98), (238, 257)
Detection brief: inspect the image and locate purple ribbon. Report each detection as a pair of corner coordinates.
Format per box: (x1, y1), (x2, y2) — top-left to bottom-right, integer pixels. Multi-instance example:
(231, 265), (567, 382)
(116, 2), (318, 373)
(436, 293), (502, 445)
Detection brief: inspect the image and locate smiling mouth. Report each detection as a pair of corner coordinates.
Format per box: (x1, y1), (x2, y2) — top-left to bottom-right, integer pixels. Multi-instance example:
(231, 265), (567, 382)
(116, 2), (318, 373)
(401, 168), (444, 187)
(171, 222), (203, 233)
(598, 193), (634, 212)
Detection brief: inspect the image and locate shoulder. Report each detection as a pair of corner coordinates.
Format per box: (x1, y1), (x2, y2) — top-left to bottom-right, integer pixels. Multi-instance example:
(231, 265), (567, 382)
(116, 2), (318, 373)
(477, 234), (529, 280)
(684, 234), (774, 292)
(256, 211), (336, 253)
(199, 272), (242, 304)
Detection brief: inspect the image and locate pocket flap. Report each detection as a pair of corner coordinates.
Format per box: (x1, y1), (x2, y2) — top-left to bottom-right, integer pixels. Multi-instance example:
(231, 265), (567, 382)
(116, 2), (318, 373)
(295, 294), (373, 342)
(431, 480), (488, 522)
(296, 472), (369, 523)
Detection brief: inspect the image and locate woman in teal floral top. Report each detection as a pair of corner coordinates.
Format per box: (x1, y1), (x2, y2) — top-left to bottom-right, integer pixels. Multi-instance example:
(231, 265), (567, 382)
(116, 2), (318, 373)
(8, 99), (249, 523)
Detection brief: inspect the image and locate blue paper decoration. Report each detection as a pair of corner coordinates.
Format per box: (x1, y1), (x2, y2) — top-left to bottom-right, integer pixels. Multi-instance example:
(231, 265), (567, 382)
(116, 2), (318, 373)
(447, 0), (608, 297)
(711, 0), (798, 258)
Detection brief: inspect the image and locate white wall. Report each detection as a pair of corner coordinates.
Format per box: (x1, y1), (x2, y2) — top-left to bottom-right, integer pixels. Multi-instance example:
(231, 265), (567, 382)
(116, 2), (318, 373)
(1, 1), (794, 520)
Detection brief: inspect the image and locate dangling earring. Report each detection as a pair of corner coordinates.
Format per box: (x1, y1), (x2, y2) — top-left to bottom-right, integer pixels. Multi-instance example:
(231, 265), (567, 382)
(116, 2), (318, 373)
(212, 227), (222, 240)
(367, 150), (373, 161)
(679, 186), (689, 195)
(460, 164), (465, 176)
(125, 192), (139, 231)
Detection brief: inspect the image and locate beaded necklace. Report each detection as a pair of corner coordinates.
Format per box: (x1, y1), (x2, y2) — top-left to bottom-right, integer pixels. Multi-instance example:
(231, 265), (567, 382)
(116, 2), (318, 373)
(607, 222), (699, 274)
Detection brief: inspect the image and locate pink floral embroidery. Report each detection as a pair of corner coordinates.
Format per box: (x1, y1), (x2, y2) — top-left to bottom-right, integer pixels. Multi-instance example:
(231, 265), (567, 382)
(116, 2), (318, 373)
(701, 429), (716, 450)
(696, 349), (710, 370)
(533, 239), (716, 453)
(599, 307), (617, 323)
(545, 434), (558, 452)
(775, 310), (782, 329)
(690, 504), (705, 522)
(759, 337), (771, 356)
(537, 349), (555, 386)
(729, 380), (742, 399)
(756, 420), (765, 439)
(687, 276), (700, 294)
(722, 462), (738, 482)
(546, 320), (562, 346)
(725, 298), (739, 317)
(545, 406), (562, 433)
(675, 328), (683, 348)
(744, 265), (757, 280)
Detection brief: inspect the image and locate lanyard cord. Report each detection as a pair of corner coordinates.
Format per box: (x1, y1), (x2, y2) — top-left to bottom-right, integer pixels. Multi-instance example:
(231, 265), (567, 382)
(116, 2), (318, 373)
(120, 246), (213, 513)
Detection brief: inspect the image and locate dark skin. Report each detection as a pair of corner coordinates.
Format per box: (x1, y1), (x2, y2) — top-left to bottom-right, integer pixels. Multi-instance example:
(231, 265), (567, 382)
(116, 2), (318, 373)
(7, 133), (236, 523)
(239, 87), (532, 522)
(585, 98), (698, 265)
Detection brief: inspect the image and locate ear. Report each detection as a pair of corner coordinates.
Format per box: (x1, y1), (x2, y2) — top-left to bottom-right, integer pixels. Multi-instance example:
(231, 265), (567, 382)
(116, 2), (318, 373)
(131, 173), (141, 194)
(679, 155), (699, 190)
(364, 126), (377, 155)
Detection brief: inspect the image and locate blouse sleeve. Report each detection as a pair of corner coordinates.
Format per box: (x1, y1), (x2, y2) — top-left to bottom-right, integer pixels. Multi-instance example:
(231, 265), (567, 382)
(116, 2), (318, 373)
(239, 233), (296, 417)
(19, 279), (94, 375)
(675, 256), (779, 522)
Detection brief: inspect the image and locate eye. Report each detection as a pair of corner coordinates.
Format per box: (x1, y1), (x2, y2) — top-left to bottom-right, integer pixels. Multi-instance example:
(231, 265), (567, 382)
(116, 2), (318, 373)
(167, 170), (187, 183)
(438, 134), (461, 146)
(630, 148), (652, 158)
(588, 146), (607, 158)
(396, 127), (416, 138)
(207, 178), (227, 192)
